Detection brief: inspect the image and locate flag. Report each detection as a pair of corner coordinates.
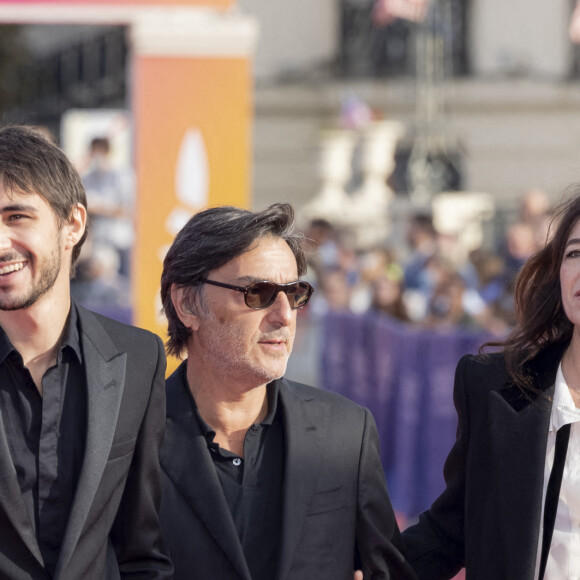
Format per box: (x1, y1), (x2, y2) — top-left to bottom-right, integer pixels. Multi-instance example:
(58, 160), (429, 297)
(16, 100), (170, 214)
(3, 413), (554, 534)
(373, 0), (429, 26)
(571, 0), (580, 44)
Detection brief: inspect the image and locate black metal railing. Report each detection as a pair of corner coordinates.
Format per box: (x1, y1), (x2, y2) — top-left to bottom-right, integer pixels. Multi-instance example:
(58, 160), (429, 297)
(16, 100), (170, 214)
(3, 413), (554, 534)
(3, 26), (128, 127)
(338, 0), (469, 78)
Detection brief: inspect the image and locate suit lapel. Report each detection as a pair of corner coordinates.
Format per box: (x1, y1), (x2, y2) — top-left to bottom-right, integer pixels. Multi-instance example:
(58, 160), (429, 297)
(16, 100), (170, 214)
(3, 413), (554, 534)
(488, 349), (559, 580)
(161, 366), (252, 580)
(55, 306), (127, 577)
(276, 380), (326, 580)
(0, 411), (44, 565)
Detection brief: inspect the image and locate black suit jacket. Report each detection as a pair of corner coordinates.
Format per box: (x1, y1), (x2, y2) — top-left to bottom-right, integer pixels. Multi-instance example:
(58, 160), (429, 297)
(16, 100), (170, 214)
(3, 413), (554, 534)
(402, 344), (565, 580)
(0, 305), (173, 580)
(160, 362), (416, 580)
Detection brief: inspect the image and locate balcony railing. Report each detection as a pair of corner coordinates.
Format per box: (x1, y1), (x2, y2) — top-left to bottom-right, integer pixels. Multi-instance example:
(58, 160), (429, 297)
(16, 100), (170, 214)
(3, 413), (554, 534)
(5, 26), (128, 127)
(338, 0), (469, 78)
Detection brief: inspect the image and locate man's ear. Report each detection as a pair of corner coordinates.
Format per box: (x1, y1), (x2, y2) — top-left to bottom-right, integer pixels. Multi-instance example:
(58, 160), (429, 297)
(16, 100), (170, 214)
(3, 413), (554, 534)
(64, 203), (87, 250)
(171, 284), (200, 332)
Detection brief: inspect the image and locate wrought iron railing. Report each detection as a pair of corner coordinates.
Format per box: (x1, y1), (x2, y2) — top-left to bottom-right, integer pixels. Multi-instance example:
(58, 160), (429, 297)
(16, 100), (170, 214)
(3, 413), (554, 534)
(4, 26), (128, 127)
(338, 0), (469, 78)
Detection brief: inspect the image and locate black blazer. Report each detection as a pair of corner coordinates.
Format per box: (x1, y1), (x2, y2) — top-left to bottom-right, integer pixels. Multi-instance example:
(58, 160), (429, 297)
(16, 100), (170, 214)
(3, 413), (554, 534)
(402, 344), (565, 580)
(0, 305), (173, 580)
(160, 362), (416, 580)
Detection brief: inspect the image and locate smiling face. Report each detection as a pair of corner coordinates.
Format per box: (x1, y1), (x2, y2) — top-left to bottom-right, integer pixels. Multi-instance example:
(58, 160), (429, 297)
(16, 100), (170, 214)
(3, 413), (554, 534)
(0, 181), (81, 312)
(179, 235), (299, 389)
(560, 218), (580, 327)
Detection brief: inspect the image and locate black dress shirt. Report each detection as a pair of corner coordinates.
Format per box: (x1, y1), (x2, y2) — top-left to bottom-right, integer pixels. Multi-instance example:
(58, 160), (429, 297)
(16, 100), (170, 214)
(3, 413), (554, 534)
(0, 305), (87, 576)
(187, 380), (284, 580)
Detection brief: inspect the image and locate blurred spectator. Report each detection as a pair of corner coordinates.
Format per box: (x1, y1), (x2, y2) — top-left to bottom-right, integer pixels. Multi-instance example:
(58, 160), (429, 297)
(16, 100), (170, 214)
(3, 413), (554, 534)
(426, 272), (479, 330)
(81, 136), (134, 277)
(401, 212), (439, 320)
(305, 218), (362, 313)
(370, 268), (410, 322)
(353, 245), (409, 321)
(422, 255), (487, 331)
(469, 248), (515, 331)
(469, 249), (505, 304)
(305, 218), (342, 271)
(314, 267), (353, 313)
(503, 221), (536, 278)
(71, 244), (131, 312)
(359, 246), (402, 283)
(301, 200), (533, 336)
(493, 220), (535, 322)
(403, 212), (438, 291)
(519, 188), (552, 250)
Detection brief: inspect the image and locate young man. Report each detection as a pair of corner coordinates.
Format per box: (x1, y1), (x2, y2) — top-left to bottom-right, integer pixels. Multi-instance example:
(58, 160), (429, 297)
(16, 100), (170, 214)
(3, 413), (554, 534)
(0, 126), (172, 579)
(159, 203), (416, 580)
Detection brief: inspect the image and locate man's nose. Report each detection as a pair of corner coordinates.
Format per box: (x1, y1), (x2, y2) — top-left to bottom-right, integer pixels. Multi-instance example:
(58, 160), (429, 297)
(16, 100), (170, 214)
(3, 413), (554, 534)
(0, 225), (12, 251)
(268, 290), (294, 326)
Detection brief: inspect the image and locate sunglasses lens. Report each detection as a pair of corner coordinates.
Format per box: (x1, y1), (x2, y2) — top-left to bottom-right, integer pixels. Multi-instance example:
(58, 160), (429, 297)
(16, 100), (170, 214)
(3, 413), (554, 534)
(245, 281), (313, 309)
(287, 282), (312, 309)
(246, 282), (278, 308)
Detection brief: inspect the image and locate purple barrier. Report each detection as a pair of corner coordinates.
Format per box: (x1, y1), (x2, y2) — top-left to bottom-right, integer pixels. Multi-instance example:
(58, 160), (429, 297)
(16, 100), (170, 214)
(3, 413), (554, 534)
(321, 311), (487, 518)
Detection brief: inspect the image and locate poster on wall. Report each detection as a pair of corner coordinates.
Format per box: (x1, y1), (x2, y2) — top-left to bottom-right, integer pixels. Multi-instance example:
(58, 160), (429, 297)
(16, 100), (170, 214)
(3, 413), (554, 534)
(61, 108), (134, 324)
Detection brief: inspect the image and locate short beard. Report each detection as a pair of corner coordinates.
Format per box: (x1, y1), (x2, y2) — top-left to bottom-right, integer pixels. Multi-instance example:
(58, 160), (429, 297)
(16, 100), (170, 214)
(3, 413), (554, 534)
(0, 245), (62, 311)
(197, 309), (293, 387)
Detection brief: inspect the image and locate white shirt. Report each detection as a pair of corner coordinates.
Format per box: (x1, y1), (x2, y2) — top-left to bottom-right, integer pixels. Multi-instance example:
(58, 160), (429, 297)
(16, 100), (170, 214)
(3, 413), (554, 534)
(534, 364), (580, 580)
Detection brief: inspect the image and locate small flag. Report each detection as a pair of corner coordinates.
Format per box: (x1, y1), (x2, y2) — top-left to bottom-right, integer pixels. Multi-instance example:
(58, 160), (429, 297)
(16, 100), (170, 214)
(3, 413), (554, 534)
(571, 0), (580, 43)
(373, 0), (429, 26)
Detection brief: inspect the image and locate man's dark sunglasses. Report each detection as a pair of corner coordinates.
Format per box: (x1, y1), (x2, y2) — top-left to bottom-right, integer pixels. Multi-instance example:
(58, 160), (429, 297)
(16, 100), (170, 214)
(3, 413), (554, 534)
(202, 279), (314, 310)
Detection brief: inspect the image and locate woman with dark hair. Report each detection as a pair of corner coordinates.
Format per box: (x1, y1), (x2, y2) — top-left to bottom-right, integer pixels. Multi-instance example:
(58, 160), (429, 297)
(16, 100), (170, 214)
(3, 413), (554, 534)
(401, 190), (580, 579)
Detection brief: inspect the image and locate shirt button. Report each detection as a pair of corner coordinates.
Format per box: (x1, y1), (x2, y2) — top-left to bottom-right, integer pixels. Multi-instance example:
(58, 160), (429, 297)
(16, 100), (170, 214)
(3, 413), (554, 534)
(232, 458), (242, 467)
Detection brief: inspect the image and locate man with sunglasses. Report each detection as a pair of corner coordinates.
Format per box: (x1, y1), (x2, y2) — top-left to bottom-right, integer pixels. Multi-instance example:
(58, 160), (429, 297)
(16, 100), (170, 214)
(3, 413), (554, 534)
(158, 203), (415, 580)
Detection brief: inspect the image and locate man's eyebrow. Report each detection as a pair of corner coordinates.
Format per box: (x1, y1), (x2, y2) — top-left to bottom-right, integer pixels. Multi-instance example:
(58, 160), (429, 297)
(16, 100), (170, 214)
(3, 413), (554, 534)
(237, 275), (263, 284)
(0, 204), (39, 214)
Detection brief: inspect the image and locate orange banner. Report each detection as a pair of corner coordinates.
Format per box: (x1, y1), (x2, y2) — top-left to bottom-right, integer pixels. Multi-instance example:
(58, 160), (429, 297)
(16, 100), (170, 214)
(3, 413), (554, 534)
(0, 0), (254, 372)
(132, 55), (252, 369)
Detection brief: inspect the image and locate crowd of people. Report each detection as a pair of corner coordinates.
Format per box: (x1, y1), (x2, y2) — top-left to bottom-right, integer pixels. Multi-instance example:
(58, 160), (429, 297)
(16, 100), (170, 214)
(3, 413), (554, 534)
(303, 187), (553, 339)
(70, 135), (134, 321)
(4, 122), (580, 580)
(56, 128), (555, 346)
(0, 125), (414, 580)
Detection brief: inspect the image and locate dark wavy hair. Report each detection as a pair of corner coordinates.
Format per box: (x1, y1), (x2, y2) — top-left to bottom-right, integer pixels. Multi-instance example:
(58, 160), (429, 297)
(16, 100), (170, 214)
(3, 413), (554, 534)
(161, 203), (307, 358)
(482, 187), (580, 394)
(0, 125), (88, 265)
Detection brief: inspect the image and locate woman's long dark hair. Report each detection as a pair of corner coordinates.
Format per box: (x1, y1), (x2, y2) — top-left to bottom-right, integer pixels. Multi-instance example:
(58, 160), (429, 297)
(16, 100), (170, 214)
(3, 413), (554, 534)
(483, 189), (580, 394)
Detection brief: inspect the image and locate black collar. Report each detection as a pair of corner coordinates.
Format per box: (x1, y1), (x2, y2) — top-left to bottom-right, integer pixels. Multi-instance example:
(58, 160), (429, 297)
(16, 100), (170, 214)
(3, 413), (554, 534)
(0, 302), (82, 366)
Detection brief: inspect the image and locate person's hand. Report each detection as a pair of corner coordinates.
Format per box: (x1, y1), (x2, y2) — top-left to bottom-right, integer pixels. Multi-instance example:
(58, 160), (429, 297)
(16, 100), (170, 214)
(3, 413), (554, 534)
(354, 571), (363, 580)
